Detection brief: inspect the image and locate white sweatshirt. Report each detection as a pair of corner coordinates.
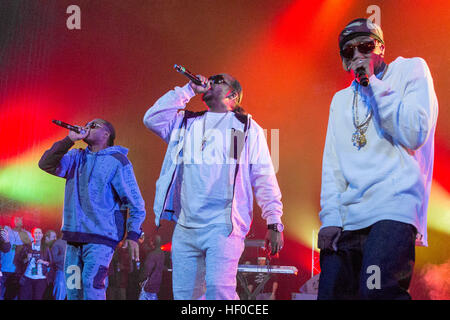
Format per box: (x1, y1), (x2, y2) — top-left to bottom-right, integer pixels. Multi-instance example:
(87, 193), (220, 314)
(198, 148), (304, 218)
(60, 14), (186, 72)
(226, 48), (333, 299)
(319, 57), (438, 246)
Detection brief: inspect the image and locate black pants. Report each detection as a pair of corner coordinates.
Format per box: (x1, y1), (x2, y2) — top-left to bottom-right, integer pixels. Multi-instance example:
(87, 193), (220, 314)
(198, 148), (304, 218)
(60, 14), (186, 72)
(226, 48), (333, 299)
(318, 220), (416, 300)
(19, 276), (48, 300)
(1, 272), (21, 300)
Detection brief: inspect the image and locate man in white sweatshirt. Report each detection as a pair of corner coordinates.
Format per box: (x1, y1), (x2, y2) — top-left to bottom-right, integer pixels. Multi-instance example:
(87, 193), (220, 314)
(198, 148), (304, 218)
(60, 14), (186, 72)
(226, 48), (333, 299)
(143, 73), (284, 300)
(317, 18), (438, 299)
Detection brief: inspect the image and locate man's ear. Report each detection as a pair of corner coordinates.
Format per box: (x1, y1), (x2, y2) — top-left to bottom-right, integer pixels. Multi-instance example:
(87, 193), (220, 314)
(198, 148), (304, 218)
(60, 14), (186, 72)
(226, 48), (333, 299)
(379, 43), (385, 58)
(227, 91), (238, 100)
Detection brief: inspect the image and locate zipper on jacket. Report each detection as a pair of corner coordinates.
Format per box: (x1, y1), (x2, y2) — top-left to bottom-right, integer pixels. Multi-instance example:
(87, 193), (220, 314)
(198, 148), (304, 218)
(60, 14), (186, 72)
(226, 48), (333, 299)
(159, 119), (187, 225)
(159, 164), (179, 225)
(228, 115), (251, 237)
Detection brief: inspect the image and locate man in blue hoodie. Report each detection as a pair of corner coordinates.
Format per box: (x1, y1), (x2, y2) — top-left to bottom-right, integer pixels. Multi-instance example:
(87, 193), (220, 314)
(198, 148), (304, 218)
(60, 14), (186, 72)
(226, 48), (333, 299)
(39, 118), (146, 300)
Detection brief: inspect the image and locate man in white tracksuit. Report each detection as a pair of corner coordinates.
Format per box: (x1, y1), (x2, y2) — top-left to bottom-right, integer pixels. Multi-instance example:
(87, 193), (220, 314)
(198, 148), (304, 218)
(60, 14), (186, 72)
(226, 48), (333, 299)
(317, 18), (438, 299)
(143, 73), (284, 300)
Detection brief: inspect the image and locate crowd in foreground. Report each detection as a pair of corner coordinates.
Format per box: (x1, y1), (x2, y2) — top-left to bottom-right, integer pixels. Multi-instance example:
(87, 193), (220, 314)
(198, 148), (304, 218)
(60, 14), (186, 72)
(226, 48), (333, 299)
(0, 216), (165, 300)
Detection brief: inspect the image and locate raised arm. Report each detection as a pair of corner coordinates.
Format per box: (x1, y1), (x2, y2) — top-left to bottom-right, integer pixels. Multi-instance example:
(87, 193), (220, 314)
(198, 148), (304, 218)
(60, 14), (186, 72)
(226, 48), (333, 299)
(369, 58), (438, 150)
(143, 84), (195, 143)
(38, 129), (89, 177)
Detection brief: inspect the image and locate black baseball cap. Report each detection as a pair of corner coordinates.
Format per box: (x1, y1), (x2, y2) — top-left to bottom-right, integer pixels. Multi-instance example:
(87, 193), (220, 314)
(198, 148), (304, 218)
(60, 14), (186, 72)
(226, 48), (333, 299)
(338, 18), (384, 51)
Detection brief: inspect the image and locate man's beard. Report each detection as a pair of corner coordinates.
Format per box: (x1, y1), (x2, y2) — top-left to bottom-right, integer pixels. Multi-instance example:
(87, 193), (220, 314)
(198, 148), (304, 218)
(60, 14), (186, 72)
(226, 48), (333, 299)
(201, 92), (214, 108)
(201, 91), (211, 102)
(83, 136), (92, 145)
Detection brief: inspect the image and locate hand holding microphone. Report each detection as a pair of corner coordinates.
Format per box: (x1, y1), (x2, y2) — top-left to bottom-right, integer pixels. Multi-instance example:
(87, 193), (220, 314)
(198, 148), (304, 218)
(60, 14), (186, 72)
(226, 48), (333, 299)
(355, 67), (369, 87)
(189, 74), (210, 94)
(52, 120), (89, 142)
(350, 59), (373, 87)
(67, 127), (89, 142)
(174, 64), (210, 94)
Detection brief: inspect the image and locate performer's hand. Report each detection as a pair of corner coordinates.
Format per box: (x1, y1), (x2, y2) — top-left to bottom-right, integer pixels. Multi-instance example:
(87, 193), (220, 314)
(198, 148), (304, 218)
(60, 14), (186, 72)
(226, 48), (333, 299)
(68, 126), (89, 142)
(0, 229), (9, 242)
(37, 259), (49, 266)
(348, 58), (374, 79)
(318, 226), (342, 252)
(189, 75), (210, 94)
(265, 230), (284, 256)
(124, 239), (140, 262)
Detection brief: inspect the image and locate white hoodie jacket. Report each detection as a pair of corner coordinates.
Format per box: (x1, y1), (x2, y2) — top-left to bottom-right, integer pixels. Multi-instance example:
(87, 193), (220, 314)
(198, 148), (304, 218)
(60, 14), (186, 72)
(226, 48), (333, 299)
(143, 84), (283, 237)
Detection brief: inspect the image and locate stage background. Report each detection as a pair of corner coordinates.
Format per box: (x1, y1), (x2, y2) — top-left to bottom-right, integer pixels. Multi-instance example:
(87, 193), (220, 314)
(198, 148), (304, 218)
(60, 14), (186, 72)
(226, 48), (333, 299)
(0, 0), (449, 299)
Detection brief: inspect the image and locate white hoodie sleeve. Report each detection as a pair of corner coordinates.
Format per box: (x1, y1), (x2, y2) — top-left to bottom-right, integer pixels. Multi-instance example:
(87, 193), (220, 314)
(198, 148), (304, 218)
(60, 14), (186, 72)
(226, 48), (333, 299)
(369, 58), (438, 150)
(248, 122), (283, 225)
(319, 96), (347, 229)
(143, 83), (196, 143)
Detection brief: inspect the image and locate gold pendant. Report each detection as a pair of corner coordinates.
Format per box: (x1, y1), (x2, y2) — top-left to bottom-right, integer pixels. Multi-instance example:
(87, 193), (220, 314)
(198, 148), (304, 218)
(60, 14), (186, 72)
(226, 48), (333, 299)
(352, 130), (367, 150)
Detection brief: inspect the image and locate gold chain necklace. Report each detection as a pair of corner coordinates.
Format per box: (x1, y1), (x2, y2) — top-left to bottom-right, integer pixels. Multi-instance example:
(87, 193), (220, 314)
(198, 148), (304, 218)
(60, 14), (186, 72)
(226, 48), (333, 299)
(351, 64), (389, 150)
(201, 112), (229, 151)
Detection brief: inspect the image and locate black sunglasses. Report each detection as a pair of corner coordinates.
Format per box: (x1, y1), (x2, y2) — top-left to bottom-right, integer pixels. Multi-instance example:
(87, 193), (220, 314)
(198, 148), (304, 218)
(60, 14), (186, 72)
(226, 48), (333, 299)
(85, 122), (103, 129)
(208, 75), (230, 86)
(340, 40), (376, 59)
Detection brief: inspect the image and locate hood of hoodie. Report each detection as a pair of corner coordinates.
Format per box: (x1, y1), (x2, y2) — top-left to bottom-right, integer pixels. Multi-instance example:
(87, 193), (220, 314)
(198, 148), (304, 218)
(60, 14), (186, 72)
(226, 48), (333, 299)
(86, 145), (129, 156)
(83, 145), (129, 183)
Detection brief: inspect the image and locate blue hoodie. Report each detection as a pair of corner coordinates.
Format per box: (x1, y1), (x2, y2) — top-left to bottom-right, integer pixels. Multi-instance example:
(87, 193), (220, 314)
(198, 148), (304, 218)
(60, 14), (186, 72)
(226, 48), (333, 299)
(39, 137), (146, 248)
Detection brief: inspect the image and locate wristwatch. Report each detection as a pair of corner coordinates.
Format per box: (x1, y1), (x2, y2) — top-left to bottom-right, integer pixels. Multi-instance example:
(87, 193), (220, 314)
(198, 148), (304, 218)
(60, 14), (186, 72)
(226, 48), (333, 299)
(267, 223), (284, 232)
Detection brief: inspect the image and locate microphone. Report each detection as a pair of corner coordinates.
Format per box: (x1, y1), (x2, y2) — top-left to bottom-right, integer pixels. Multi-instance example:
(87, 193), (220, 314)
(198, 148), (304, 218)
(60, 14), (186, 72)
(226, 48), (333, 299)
(355, 67), (369, 87)
(174, 64), (207, 87)
(52, 120), (86, 134)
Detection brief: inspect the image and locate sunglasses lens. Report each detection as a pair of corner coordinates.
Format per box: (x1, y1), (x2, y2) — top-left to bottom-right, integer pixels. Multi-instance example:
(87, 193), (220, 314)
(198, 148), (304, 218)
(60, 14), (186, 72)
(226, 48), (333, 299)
(209, 75), (225, 84)
(358, 41), (375, 54)
(341, 41), (375, 59)
(341, 47), (354, 59)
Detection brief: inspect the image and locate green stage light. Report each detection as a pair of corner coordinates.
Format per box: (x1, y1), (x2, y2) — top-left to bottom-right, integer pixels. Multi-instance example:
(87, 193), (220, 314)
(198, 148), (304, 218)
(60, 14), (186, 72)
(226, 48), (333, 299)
(0, 159), (65, 207)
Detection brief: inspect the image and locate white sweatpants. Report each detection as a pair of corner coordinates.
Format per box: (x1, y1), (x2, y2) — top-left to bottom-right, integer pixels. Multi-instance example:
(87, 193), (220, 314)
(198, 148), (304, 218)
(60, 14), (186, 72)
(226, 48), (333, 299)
(171, 223), (245, 300)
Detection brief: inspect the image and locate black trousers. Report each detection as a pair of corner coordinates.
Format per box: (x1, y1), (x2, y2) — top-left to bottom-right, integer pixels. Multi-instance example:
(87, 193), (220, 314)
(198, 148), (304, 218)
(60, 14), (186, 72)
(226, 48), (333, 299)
(1, 272), (21, 300)
(318, 219), (416, 300)
(19, 276), (48, 300)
